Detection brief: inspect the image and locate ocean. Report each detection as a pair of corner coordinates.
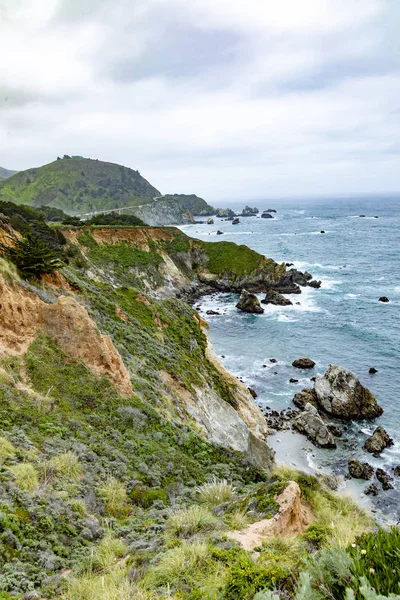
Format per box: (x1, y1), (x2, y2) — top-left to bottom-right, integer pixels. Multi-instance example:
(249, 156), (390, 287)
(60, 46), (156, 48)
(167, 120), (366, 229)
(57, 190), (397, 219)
(180, 196), (400, 522)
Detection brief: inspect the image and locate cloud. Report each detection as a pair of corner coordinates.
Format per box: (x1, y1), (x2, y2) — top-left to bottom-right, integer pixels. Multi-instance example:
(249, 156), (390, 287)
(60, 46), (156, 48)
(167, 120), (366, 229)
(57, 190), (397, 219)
(0, 0), (399, 200)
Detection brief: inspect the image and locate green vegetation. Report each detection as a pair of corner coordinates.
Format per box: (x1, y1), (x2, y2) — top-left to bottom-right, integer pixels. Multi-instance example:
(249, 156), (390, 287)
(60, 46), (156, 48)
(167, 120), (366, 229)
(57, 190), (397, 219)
(0, 231), (63, 275)
(0, 167), (18, 180)
(0, 157), (160, 214)
(196, 239), (282, 277)
(0, 200), (66, 250)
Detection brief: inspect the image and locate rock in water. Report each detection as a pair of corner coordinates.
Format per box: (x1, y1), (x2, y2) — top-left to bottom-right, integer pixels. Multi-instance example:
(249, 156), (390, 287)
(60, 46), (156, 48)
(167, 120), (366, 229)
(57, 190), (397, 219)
(379, 296), (389, 303)
(376, 468), (394, 490)
(232, 217), (240, 225)
(247, 387), (258, 399)
(363, 426), (393, 455)
(348, 459), (374, 480)
(236, 289), (264, 314)
(216, 230), (223, 235)
(261, 212), (274, 219)
(207, 217), (214, 224)
(364, 483), (379, 496)
(369, 367), (378, 374)
(292, 357), (315, 369)
(314, 364), (383, 420)
(293, 403), (336, 448)
(261, 289), (293, 306)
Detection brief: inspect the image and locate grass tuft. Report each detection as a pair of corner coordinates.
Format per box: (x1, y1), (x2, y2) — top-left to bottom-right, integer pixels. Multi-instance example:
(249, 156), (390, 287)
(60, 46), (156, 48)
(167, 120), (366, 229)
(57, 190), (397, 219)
(197, 478), (236, 507)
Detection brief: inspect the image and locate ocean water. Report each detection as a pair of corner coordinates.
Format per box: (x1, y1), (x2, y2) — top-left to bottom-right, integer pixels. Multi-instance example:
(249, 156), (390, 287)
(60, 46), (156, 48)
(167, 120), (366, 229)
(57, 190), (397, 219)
(180, 197), (400, 521)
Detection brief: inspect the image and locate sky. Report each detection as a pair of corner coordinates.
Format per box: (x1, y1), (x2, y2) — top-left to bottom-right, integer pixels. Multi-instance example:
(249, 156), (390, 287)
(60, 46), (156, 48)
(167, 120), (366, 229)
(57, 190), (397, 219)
(0, 0), (399, 202)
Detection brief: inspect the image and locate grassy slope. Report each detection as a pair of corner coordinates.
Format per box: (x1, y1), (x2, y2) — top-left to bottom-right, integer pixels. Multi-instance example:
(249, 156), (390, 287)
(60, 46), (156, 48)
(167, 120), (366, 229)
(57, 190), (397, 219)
(0, 158), (160, 214)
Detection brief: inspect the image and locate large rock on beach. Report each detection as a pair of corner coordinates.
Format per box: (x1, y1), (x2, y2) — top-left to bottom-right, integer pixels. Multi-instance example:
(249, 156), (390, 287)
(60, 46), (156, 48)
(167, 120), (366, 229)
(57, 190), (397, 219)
(314, 364), (383, 420)
(236, 290), (264, 314)
(261, 289), (293, 306)
(292, 357), (315, 369)
(363, 426), (393, 456)
(348, 459), (374, 480)
(293, 403), (336, 448)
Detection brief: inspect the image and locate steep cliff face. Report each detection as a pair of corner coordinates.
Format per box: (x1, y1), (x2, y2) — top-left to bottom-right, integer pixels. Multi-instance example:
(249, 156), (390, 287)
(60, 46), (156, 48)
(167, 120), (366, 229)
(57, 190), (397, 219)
(129, 197), (195, 225)
(62, 226), (286, 297)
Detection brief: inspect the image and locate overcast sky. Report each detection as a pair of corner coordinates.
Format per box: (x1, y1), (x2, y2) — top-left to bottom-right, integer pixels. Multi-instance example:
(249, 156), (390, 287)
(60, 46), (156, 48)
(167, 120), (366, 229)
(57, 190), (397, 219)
(1, 0), (399, 201)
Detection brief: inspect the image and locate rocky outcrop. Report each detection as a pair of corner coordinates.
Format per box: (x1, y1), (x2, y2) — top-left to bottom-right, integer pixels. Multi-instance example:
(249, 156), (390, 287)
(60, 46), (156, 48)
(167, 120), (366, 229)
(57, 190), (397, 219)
(379, 296), (389, 303)
(293, 403), (336, 448)
(0, 275), (132, 397)
(129, 198), (195, 226)
(261, 289), (292, 306)
(363, 427), (393, 456)
(314, 364), (383, 420)
(292, 357), (315, 369)
(232, 218), (240, 225)
(236, 290), (264, 314)
(227, 481), (312, 550)
(241, 206), (259, 216)
(376, 468), (394, 490)
(348, 459), (374, 480)
(215, 208), (236, 218)
(261, 212), (274, 219)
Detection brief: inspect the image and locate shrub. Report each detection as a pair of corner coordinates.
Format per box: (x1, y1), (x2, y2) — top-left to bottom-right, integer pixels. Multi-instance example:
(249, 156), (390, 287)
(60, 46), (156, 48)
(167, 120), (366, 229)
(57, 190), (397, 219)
(225, 554), (289, 600)
(166, 505), (217, 537)
(301, 547), (354, 599)
(100, 476), (129, 517)
(345, 577), (400, 600)
(146, 541), (211, 588)
(196, 478), (236, 507)
(0, 232), (63, 275)
(84, 532), (127, 573)
(0, 437), (15, 462)
(50, 451), (82, 480)
(130, 487), (169, 508)
(223, 510), (250, 531)
(302, 524), (331, 549)
(8, 463), (39, 492)
(349, 527), (400, 597)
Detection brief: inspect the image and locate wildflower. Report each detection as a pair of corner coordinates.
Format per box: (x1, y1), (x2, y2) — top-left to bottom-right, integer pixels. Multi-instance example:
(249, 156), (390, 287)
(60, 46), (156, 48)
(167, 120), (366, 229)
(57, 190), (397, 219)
(361, 549), (367, 555)
(369, 568), (375, 574)
(351, 543), (356, 548)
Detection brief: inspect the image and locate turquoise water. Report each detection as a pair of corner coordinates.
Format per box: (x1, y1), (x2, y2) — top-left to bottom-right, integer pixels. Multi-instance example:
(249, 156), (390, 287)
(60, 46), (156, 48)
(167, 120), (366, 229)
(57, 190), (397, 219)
(180, 197), (400, 519)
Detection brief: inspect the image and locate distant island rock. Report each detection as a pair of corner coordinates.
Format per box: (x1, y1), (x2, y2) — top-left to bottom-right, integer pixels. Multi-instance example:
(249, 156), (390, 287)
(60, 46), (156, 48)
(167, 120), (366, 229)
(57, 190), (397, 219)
(241, 205), (259, 216)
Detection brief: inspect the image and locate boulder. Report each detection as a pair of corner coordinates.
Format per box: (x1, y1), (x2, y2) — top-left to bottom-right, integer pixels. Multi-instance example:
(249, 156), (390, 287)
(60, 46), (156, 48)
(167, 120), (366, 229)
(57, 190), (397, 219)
(269, 358), (277, 363)
(232, 218), (240, 225)
(264, 209), (277, 213)
(285, 262), (294, 267)
(292, 403), (336, 448)
(236, 290), (264, 314)
(363, 426), (393, 456)
(364, 483), (379, 496)
(207, 218), (214, 224)
(261, 212), (274, 219)
(379, 296), (389, 303)
(216, 230), (224, 235)
(308, 280), (322, 289)
(394, 466), (400, 477)
(292, 357), (315, 369)
(327, 424), (343, 438)
(293, 388), (318, 410)
(289, 378), (299, 384)
(369, 367), (378, 374)
(261, 289), (293, 306)
(320, 230), (326, 233)
(314, 364), (383, 420)
(376, 468), (394, 490)
(247, 387), (257, 399)
(348, 459), (374, 480)
(206, 309), (220, 316)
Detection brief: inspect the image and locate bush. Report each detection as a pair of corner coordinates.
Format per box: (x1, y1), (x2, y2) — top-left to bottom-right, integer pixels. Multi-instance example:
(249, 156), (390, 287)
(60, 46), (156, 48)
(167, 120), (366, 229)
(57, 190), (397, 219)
(225, 554), (289, 600)
(100, 476), (129, 517)
(8, 463), (39, 492)
(302, 524), (331, 549)
(50, 451), (82, 481)
(349, 527), (400, 597)
(166, 505), (217, 537)
(0, 232), (63, 275)
(196, 478), (236, 507)
(146, 541), (211, 588)
(130, 487), (169, 508)
(300, 547), (354, 599)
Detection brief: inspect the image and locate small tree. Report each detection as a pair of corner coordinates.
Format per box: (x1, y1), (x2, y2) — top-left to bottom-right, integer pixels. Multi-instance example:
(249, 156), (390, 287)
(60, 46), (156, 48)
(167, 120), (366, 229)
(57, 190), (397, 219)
(0, 232), (63, 276)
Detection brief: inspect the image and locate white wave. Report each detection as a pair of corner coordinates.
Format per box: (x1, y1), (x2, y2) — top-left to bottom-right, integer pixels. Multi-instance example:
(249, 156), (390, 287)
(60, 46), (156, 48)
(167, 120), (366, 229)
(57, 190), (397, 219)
(395, 287), (400, 293)
(294, 261), (343, 271)
(345, 293), (359, 299)
(319, 278), (342, 290)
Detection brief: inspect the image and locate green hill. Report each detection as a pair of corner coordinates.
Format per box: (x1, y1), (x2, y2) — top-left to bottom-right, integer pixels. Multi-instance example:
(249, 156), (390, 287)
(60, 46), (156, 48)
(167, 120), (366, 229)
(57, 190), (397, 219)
(160, 193), (215, 215)
(0, 166), (18, 179)
(0, 157), (160, 215)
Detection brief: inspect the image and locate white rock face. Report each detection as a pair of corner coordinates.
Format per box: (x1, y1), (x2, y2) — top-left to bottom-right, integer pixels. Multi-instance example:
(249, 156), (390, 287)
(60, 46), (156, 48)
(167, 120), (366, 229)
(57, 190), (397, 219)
(293, 403), (336, 448)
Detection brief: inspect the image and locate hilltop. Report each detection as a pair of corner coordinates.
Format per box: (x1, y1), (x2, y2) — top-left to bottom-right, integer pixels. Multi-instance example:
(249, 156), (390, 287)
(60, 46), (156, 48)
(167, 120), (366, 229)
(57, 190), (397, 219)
(0, 166), (18, 179)
(0, 156), (160, 214)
